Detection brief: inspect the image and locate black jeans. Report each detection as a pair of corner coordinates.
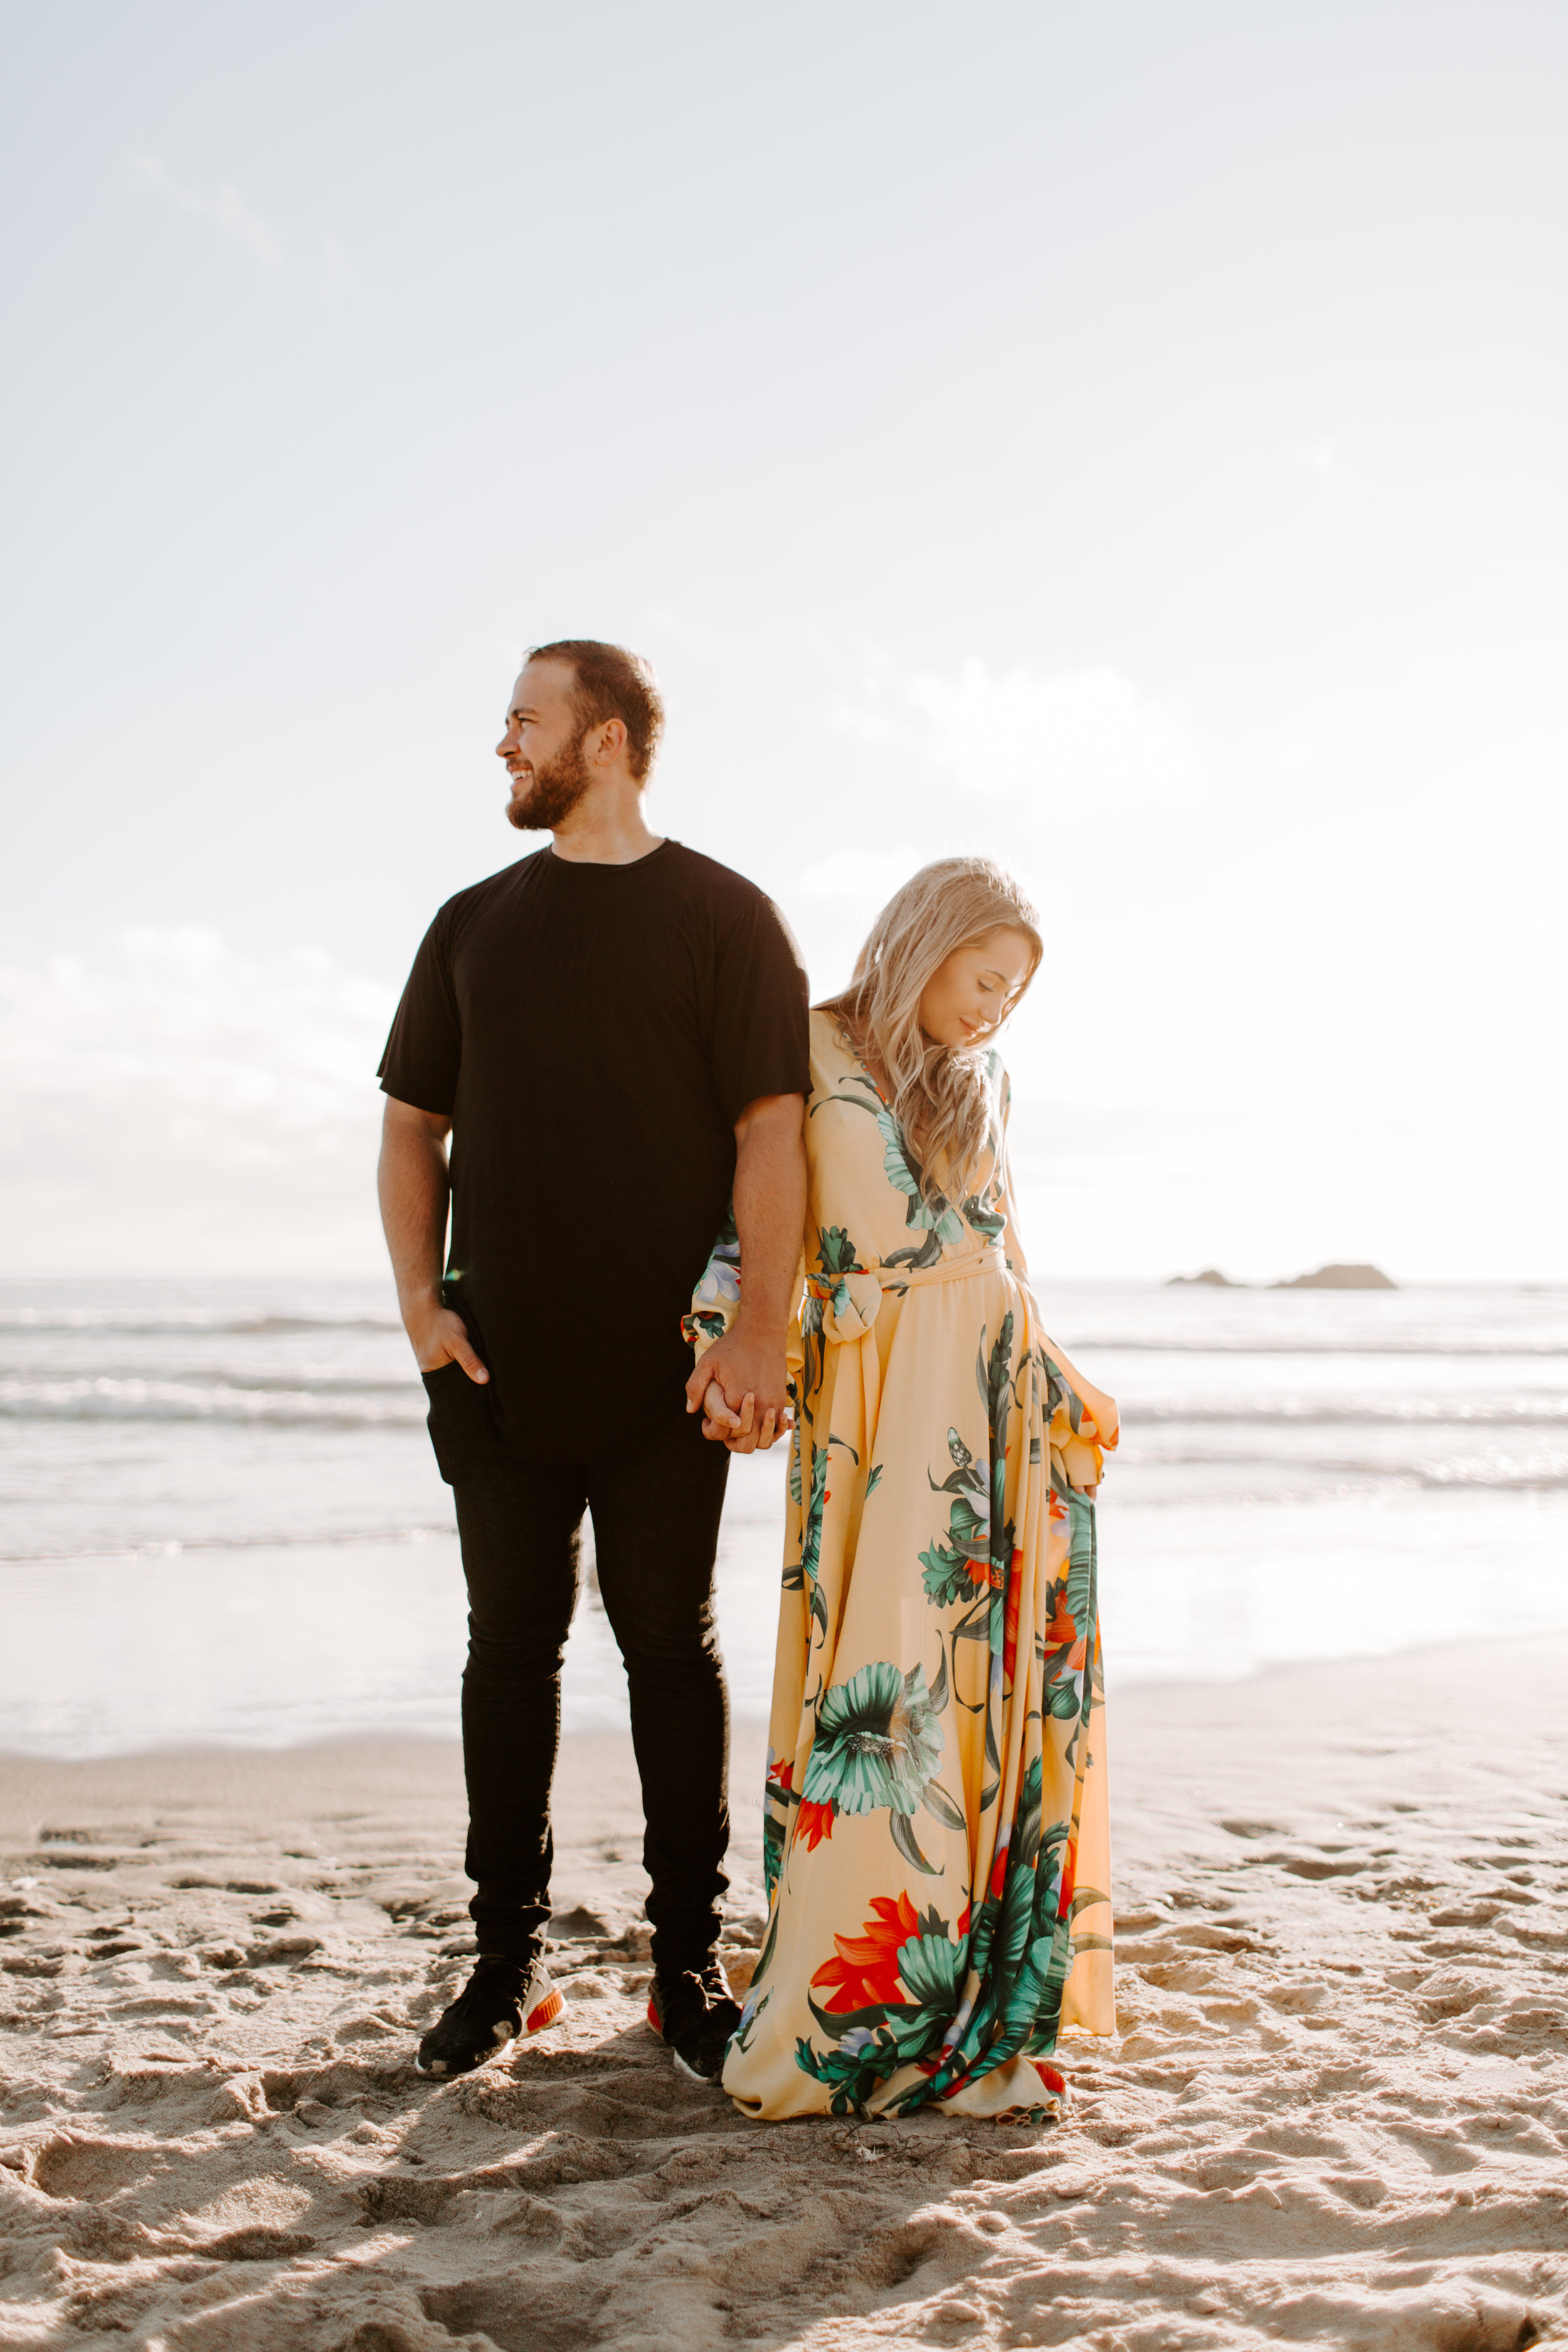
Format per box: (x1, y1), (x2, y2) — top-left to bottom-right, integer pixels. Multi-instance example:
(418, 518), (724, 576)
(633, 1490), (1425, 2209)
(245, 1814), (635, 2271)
(423, 1362), (733, 1975)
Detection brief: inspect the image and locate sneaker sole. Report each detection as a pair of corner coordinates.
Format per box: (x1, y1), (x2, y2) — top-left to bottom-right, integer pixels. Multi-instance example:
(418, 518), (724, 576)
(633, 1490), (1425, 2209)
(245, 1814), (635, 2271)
(415, 1987), (567, 2077)
(645, 1996), (722, 2086)
(525, 1988), (566, 2035)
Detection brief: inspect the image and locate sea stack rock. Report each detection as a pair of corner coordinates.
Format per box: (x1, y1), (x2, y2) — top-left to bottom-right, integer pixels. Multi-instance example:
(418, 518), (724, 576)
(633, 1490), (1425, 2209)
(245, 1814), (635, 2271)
(1274, 1263), (1396, 1290)
(1167, 1269), (1237, 1287)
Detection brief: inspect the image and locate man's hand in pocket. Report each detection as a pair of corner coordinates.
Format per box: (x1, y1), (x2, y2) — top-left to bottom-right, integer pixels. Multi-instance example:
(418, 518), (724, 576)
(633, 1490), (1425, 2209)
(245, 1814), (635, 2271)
(406, 1301), (489, 1382)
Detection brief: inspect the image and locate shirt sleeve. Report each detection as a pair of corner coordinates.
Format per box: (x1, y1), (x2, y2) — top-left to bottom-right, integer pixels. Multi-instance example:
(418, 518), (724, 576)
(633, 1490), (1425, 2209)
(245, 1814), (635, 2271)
(706, 890), (812, 1123)
(378, 907), (462, 1117)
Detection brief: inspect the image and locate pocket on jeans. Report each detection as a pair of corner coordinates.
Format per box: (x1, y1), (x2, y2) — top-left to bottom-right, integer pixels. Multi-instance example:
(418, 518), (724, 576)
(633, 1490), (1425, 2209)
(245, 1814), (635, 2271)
(421, 1362), (499, 1485)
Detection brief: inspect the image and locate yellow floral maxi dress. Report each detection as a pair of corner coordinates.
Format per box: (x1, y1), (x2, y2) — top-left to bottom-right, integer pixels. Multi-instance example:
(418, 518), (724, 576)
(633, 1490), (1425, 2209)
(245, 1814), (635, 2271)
(685, 1011), (1115, 2121)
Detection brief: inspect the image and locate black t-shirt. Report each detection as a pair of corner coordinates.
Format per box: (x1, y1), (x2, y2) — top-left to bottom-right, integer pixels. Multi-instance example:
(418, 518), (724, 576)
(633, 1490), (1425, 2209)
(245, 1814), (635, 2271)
(378, 840), (810, 1460)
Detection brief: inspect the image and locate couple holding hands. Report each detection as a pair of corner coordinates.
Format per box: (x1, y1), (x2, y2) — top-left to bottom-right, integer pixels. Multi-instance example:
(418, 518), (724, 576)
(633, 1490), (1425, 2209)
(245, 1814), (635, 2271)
(378, 638), (1116, 2121)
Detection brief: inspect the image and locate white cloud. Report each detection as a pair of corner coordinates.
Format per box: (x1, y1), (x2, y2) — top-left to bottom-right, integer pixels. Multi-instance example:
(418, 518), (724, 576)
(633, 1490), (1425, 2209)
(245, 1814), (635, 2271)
(830, 657), (1197, 814)
(132, 153), (283, 275)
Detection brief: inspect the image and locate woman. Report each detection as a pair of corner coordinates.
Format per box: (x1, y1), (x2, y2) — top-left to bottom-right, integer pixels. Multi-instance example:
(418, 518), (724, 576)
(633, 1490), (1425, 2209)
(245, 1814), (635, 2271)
(687, 857), (1119, 2120)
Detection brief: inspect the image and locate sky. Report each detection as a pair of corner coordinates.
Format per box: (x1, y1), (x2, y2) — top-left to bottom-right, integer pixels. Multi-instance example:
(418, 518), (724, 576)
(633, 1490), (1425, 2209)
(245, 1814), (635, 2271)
(2, 0), (1565, 1282)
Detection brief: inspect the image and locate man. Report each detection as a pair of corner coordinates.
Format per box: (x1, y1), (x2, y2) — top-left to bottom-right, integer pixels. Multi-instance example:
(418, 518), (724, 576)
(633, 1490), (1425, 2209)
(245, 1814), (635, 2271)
(378, 640), (808, 2082)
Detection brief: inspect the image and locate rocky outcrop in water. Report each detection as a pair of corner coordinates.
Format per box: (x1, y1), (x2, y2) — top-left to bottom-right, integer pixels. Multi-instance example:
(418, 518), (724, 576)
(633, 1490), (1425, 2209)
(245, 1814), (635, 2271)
(1273, 1263), (1396, 1290)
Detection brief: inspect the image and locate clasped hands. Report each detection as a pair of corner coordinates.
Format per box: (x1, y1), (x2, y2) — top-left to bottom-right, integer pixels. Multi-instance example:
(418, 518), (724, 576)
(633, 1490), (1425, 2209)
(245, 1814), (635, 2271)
(683, 1327), (793, 1453)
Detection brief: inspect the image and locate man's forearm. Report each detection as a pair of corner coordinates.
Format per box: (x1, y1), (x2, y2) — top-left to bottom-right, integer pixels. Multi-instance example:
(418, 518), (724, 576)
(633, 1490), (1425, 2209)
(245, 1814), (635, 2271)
(378, 1103), (489, 1382)
(378, 1115), (451, 1315)
(731, 1102), (807, 1339)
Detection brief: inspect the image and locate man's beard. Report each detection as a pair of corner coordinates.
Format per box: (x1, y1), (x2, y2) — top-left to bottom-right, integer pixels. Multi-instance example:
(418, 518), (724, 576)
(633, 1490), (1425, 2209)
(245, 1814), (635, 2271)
(506, 731), (592, 831)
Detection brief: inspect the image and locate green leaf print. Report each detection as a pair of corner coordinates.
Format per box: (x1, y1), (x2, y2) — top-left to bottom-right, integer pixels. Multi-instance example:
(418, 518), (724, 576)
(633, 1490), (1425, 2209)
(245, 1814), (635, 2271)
(1007, 1756), (1043, 1876)
(896, 1931), (965, 2010)
(788, 1751), (1086, 2113)
(919, 1537), (978, 1609)
(784, 1443), (831, 1638)
(929, 1440), (985, 1503)
(830, 1086), (966, 1248)
(890, 1811), (940, 1876)
(962, 1195), (1007, 1245)
(919, 1777), (967, 1833)
(874, 1106), (926, 1209)
(919, 1423), (993, 1607)
(787, 1432), (858, 1633)
(865, 1463), (882, 1499)
(761, 1811), (786, 1902)
(942, 1495), (990, 1560)
(1065, 1490), (1096, 1624)
(818, 1224), (862, 1277)
(800, 1224), (867, 1400)
(881, 1227), (947, 1276)
(803, 1661), (944, 1821)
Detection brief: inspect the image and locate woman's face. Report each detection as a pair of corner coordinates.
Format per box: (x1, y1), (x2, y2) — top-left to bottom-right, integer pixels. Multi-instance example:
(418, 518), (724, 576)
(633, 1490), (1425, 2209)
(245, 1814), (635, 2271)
(918, 925), (1035, 1051)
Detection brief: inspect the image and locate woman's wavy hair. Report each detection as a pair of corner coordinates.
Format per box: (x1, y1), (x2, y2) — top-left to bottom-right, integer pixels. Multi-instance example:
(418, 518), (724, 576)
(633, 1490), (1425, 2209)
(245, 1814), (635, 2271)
(823, 857), (1043, 1205)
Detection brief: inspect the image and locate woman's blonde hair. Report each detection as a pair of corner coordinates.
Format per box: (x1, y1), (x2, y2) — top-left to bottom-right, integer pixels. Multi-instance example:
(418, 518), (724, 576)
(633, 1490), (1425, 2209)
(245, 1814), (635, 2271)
(823, 857), (1043, 1205)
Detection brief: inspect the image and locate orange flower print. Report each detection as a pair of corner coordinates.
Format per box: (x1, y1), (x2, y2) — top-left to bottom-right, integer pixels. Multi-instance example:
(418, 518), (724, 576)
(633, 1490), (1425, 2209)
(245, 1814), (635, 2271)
(810, 1890), (921, 2013)
(1041, 1588), (1077, 1651)
(796, 1799), (836, 1850)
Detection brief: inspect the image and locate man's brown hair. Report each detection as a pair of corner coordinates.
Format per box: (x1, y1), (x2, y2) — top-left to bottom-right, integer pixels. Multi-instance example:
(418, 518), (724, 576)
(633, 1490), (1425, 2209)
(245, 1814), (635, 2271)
(524, 639), (665, 783)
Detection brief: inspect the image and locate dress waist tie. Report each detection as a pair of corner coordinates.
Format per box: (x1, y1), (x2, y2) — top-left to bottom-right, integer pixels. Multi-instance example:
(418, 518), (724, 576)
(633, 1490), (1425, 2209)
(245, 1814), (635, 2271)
(876, 1243), (1004, 1291)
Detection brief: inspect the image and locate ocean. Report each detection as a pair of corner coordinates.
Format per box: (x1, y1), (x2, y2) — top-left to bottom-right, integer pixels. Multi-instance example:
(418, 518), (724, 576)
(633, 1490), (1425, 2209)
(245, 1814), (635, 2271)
(3, 1274), (1565, 1757)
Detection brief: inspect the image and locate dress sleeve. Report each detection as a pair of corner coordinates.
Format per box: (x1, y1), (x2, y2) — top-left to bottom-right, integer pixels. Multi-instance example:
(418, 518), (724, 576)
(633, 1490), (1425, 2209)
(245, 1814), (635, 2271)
(682, 1204), (742, 1364)
(682, 1204), (808, 1396)
(995, 1062), (1118, 1490)
(378, 907), (461, 1117)
(995, 1067), (1032, 1288)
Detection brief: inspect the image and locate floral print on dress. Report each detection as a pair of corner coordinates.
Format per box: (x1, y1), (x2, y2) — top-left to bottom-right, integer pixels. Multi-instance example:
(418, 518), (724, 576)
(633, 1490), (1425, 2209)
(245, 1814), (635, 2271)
(692, 1010), (1115, 2118)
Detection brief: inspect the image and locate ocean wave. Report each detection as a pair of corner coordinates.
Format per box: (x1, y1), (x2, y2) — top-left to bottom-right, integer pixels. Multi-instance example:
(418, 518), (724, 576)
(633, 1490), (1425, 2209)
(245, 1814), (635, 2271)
(1126, 1443), (1568, 1491)
(5, 1381), (1565, 1433)
(0, 1312), (401, 1337)
(0, 1378), (426, 1428)
(0, 1522), (456, 1564)
(1079, 1338), (1568, 1359)
(1135, 1402), (1568, 1425)
(2, 1369), (422, 1397)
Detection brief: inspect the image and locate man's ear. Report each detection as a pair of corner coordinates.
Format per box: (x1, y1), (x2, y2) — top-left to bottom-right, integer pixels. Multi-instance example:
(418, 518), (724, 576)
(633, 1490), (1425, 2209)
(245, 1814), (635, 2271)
(591, 716), (628, 766)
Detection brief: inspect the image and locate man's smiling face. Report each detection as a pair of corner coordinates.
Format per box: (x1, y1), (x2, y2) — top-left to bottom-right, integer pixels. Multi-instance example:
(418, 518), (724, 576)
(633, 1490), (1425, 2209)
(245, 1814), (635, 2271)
(495, 658), (592, 832)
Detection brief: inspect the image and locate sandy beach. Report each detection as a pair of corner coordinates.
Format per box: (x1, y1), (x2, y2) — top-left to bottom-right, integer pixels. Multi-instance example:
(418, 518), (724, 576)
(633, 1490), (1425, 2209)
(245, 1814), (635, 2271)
(2, 1638), (1565, 2351)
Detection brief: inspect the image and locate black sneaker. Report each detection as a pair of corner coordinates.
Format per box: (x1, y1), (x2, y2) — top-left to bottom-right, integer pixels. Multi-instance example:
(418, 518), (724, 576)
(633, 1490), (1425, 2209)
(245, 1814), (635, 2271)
(646, 1959), (741, 2084)
(415, 1955), (564, 2078)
